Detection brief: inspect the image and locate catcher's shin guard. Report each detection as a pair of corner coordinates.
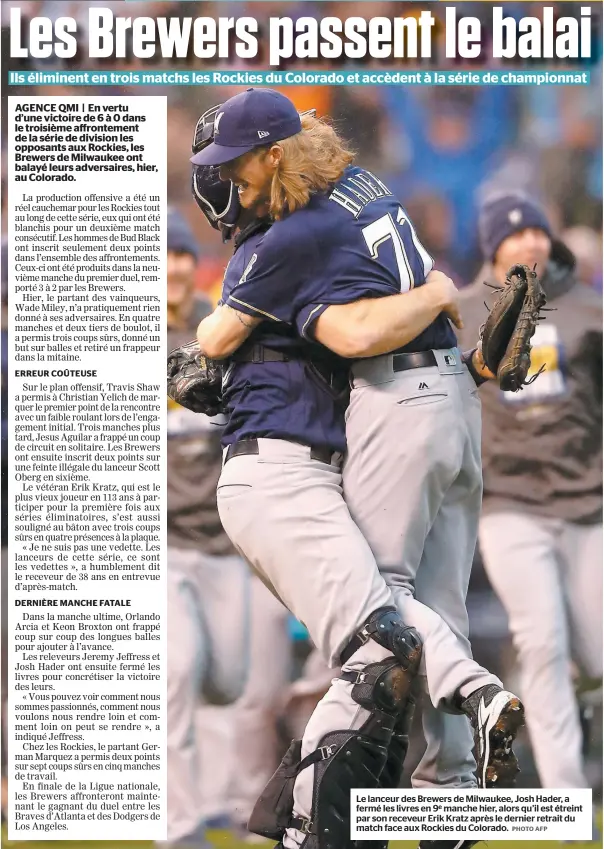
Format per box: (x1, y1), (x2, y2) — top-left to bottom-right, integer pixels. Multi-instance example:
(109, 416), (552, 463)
(297, 657), (417, 849)
(340, 608), (421, 849)
(344, 608), (422, 849)
(248, 657), (418, 849)
(353, 691), (418, 849)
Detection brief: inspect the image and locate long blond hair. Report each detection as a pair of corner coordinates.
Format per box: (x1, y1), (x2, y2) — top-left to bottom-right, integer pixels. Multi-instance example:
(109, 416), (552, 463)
(268, 115), (355, 220)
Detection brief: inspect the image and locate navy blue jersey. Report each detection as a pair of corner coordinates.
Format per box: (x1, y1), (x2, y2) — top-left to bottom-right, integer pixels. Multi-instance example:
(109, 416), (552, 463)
(226, 165), (456, 353)
(220, 230), (347, 453)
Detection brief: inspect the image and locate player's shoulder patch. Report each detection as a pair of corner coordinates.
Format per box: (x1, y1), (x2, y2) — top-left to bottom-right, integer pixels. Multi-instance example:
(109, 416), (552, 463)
(239, 252), (258, 285)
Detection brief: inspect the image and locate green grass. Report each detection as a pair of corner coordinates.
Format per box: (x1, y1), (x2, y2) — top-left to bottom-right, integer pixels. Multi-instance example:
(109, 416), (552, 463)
(1, 824), (602, 849)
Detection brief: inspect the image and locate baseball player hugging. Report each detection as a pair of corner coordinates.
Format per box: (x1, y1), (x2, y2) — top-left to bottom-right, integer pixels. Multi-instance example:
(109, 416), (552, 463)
(167, 90), (550, 849)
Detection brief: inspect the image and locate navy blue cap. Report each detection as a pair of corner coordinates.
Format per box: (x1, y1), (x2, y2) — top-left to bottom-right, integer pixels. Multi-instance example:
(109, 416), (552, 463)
(190, 89), (302, 167)
(479, 193), (552, 261)
(167, 207), (199, 261)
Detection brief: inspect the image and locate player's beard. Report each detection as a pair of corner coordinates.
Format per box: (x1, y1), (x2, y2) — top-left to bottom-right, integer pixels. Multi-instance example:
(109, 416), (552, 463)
(237, 207), (265, 230)
(242, 190), (271, 218)
(236, 175), (272, 215)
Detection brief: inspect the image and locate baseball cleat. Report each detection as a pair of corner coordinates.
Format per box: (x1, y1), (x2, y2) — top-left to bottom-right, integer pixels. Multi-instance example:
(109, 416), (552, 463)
(461, 684), (524, 788)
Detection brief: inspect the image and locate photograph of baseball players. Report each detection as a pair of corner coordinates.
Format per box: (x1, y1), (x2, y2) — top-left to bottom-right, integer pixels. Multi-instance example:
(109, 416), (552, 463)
(186, 89), (528, 849)
(162, 74), (601, 845)
(1, 3), (602, 849)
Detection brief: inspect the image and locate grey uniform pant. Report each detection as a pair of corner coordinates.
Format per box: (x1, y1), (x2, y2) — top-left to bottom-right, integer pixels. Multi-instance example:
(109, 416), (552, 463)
(216, 440), (398, 848)
(216, 437), (498, 845)
(166, 548), (250, 845)
(343, 350), (500, 788)
(479, 512), (603, 788)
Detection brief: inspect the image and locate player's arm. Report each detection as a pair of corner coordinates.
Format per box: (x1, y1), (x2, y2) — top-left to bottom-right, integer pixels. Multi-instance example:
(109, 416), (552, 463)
(195, 227), (302, 359)
(311, 270), (463, 359)
(197, 304), (261, 360)
(202, 223), (314, 360)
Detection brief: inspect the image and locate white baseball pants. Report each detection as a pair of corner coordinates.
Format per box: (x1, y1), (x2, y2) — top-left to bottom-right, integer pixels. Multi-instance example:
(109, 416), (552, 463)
(228, 577), (292, 825)
(479, 512), (603, 788)
(343, 350), (501, 788)
(166, 548), (250, 844)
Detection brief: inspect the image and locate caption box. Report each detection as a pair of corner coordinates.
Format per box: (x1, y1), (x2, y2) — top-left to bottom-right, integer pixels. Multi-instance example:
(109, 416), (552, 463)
(351, 789), (593, 841)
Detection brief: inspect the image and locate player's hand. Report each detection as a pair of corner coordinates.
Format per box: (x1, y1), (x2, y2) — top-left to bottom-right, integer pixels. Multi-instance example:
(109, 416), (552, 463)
(473, 343), (496, 381)
(425, 269), (463, 330)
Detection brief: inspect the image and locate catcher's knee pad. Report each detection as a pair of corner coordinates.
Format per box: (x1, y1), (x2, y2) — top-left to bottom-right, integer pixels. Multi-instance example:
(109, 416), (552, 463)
(342, 656), (417, 716)
(341, 606), (423, 673)
(377, 692), (416, 789)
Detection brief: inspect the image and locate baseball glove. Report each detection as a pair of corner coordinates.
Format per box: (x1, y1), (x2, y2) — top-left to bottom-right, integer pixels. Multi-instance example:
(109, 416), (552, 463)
(480, 263), (547, 392)
(167, 339), (224, 415)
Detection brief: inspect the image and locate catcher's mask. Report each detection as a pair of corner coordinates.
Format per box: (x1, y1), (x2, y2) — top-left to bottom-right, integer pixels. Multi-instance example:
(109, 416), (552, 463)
(191, 105), (317, 242)
(191, 104), (241, 242)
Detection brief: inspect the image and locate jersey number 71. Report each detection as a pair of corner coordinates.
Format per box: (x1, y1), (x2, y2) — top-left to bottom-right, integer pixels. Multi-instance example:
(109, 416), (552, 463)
(362, 207), (433, 292)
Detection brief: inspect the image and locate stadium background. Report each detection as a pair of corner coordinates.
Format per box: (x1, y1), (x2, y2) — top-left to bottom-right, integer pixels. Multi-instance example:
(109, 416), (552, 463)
(0, 1), (602, 848)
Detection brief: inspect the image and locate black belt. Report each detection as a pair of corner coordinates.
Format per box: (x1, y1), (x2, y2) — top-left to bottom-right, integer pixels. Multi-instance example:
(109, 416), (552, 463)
(392, 350), (437, 372)
(232, 344), (289, 364)
(224, 437), (333, 466)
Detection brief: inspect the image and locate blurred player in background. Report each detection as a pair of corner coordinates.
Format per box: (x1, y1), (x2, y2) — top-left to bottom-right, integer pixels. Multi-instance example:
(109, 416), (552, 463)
(165, 208), (251, 848)
(196, 571), (291, 844)
(459, 194), (603, 800)
(223, 579), (290, 843)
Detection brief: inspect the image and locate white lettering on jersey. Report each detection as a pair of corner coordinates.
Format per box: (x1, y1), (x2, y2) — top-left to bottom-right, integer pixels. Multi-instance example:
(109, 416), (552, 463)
(329, 169), (393, 218)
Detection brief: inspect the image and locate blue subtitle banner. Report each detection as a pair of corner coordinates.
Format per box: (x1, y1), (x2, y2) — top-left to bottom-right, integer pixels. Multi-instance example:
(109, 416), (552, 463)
(8, 69), (591, 87)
